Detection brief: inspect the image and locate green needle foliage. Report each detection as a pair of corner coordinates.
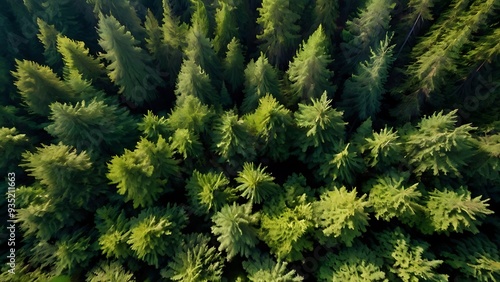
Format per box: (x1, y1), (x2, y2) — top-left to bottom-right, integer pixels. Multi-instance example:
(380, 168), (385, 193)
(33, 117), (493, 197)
(287, 25), (334, 102)
(86, 261), (136, 282)
(243, 254), (304, 281)
(319, 142), (365, 186)
(95, 206), (131, 260)
(127, 205), (188, 267)
(0, 127), (30, 172)
(185, 24), (222, 86)
(213, 2), (238, 55)
(166, 94), (214, 134)
(169, 128), (204, 160)
(362, 126), (403, 168)
(235, 162), (279, 205)
(138, 111), (170, 141)
(175, 58), (219, 106)
(186, 170), (235, 216)
(211, 203), (260, 261)
(223, 38), (245, 92)
(107, 136), (179, 208)
(37, 18), (62, 70)
(161, 233), (224, 281)
(313, 186), (370, 247)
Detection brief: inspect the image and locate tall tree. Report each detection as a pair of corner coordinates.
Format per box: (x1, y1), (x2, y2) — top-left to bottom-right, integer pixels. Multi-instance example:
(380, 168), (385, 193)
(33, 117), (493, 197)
(88, 0), (145, 40)
(213, 2), (239, 55)
(287, 25), (334, 103)
(223, 38), (245, 92)
(312, 0), (339, 39)
(175, 59), (219, 106)
(97, 14), (161, 106)
(37, 18), (62, 71)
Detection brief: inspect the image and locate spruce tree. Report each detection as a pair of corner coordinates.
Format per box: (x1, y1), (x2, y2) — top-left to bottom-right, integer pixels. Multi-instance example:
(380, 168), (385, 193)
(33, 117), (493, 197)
(88, 0), (145, 40)
(287, 25), (334, 103)
(87, 261), (136, 282)
(361, 125), (403, 169)
(223, 38), (245, 92)
(186, 170), (235, 216)
(312, 0), (339, 39)
(166, 94), (214, 134)
(175, 59), (219, 106)
(319, 142), (365, 186)
(235, 162), (279, 205)
(0, 127), (30, 173)
(341, 34), (395, 120)
(256, 0), (301, 66)
(37, 18), (62, 71)
(213, 2), (238, 55)
(97, 14), (161, 106)
(94, 206), (132, 260)
(138, 111), (170, 142)
(243, 254), (304, 281)
(169, 128), (204, 160)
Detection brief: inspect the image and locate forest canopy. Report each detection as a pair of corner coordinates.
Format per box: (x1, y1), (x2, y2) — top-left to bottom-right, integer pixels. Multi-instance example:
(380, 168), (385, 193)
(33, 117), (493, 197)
(1, 0), (499, 281)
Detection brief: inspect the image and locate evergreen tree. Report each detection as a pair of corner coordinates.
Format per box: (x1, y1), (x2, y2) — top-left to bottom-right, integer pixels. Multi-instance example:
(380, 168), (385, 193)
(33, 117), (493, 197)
(0, 127), (30, 173)
(341, 34), (395, 120)
(213, 2), (239, 55)
(241, 53), (282, 113)
(95, 206), (132, 260)
(235, 162), (279, 205)
(166, 94), (214, 134)
(313, 186), (370, 247)
(127, 205), (188, 267)
(361, 125), (403, 168)
(186, 170), (235, 216)
(12, 60), (75, 116)
(211, 203), (260, 260)
(287, 25), (334, 103)
(223, 38), (245, 92)
(97, 14), (161, 106)
(88, 0), (145, 40)
(137, 111), (170, 141)
(243, 254), (304, 281)
(161, 233), (224, 281)
(45, 98), (137, 156)
(37, 18), (62, 70)
(190, 0), (211, 37)
(87, 261), (136, 282)
(256, 0), (301, 66)
(106, 136), (180, 208)
(319, 142), (365, 186)
(312, 0), (339, 39)
(175, 59), (219, 106)
(169, 128), (204, 160)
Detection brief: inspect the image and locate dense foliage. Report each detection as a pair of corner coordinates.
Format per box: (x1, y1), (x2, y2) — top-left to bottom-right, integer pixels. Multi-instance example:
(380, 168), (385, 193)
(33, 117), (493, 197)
(1, 0), (499, 281)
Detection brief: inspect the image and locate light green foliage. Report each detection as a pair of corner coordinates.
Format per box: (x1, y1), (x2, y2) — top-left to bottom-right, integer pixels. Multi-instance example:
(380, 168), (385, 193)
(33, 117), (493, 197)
(167, 94), (214, 133)
(185, 25), (222, 85)
(97, 14), (161, 106)
(223, 38), (245, 92)
(211, 203), (260, 260)
(138, 111), (170, 141)
(259, 195), (314, 261)
(45, 99), (137, 155)
(341, 34), (395, 120)
(213, 2), (238, 55)
(175, 59), (219, 105)
(341, 0), (395, 66)
(127, 205), (188, 267)
(86, 261), (135, 282)
(404, 110), (476, 176)
(21, 143), (96, 208)
(161, 233), (224, 281)
(212, 110), (257, 163)
(472, 133), (500, 183)
(441, 234), (500, 282)
(424, 187), (493, 234)
(106, 136), (179, 208)
(37, 18), (62, 69)
(294, 92), (346, 164)
(186, 170), (235, 216)
(313, 187), (370, 246)
(169, 128), (204, 160)
(362, 126), (402, 168)
(319, 142), (365, 185)
(12, 59), (75, 116)
(51, 233), (95, 275)
(287, 25), (334, 102)
(243, 254), (304, 281)
(95, 206), (131, 260)
(190, 0), (211, 37)
(318, 243), (387, 282)
(0, 127), (29, 172)
(56, 35), (105, 82)
(256, 0), (300, 65)
(376, 228), (447, 282)
(245, 95), (293, 161)
(367, 172), (422, 222)
(235, 162), (279, 204)
(242, 54), (282, 113)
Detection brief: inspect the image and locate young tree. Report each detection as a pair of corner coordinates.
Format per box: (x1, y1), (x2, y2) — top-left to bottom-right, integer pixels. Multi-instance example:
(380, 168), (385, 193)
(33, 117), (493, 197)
(256, 0), (301, 66)
(97, 14), (161, 106)
(37, 18), (62, 70)
(87, 261), (136, 282)
(161, 233), (224, 281)
(12, 60), (75, 116)
(138, 111), (170, 142)
(88, 0), (145, 40)
(361, 125), (403, 169)
(211, 203), (260, 261)
(95, 206), (132, 260)
(287, 25), (334, 103)
(241, 53), (282, 113)
(166, 94), (214, 134)
(175, 59), (219, 106)
(313, 187), (370, 247)
(319, 142), (365, 186)
(169, 128), (204, 160)
(107, 136), (180, 208)
(243, 254), (304, 281)
(235, 162), (279, 205)
(186, 170), (235, 216)
(0, 127), (30, 173)
(223, 38), (245, 92)
(341, 34), (395, 120)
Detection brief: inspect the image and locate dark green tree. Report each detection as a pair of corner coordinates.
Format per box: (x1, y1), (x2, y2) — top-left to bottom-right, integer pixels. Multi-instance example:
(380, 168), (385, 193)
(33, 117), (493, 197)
(37, 18), (62, 70)
(213, 2), (238, 55)
(88, 0), (145, 40)
(223, 38), (245, 92)
(0, 127), (30, 173)
(175, 59), (219, 106)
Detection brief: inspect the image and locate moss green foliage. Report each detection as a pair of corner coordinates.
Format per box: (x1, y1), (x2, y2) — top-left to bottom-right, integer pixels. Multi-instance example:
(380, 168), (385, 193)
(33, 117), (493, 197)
(2, 1), (499, 280)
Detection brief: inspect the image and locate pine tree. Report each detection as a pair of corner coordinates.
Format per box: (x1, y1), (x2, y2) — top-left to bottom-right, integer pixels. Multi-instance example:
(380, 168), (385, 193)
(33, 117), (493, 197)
(244, 95), (293, 161)
(97, 14), (161, 106)
(0, 127), (30, 173)
(211, 203), (260, 260)
(186, 170), (235, 216)
(127, 205), (188, 267)
(87, 261), (136, 282)
(169, 128), (204, 160)
(241, 53), (282, 113)
(12, 60), (75, 116)
(45, 98), (137, 156)
(341, 34), (395, 120)
(106, 136), (180, 208)
(404, 110), (476, 176)
(340, 0), (395, 69)
(243, 254), (304, 281)
(190, 0), (212, 37)
(256, 0), (301, 66)
(88, 0), (145, 40)
(223, 38), (245, 92)
(361, 125), (403, 168)
(175, 58), (219, 106)
(37, 18), (62, 71)
(235, 162), (279, 205)
(287, 25), (334, 103)
(166, 94), (214, 134)
(319, 142), (365, 186)
(56, 35), (106, 82)
(94, 206), (132, 260)
(213, 2), (239, 55)
(138, 111), (170, 141)
(312, 0), (339, 39)
(313, 186), (370, 247)
(160, 233), (224, 281)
